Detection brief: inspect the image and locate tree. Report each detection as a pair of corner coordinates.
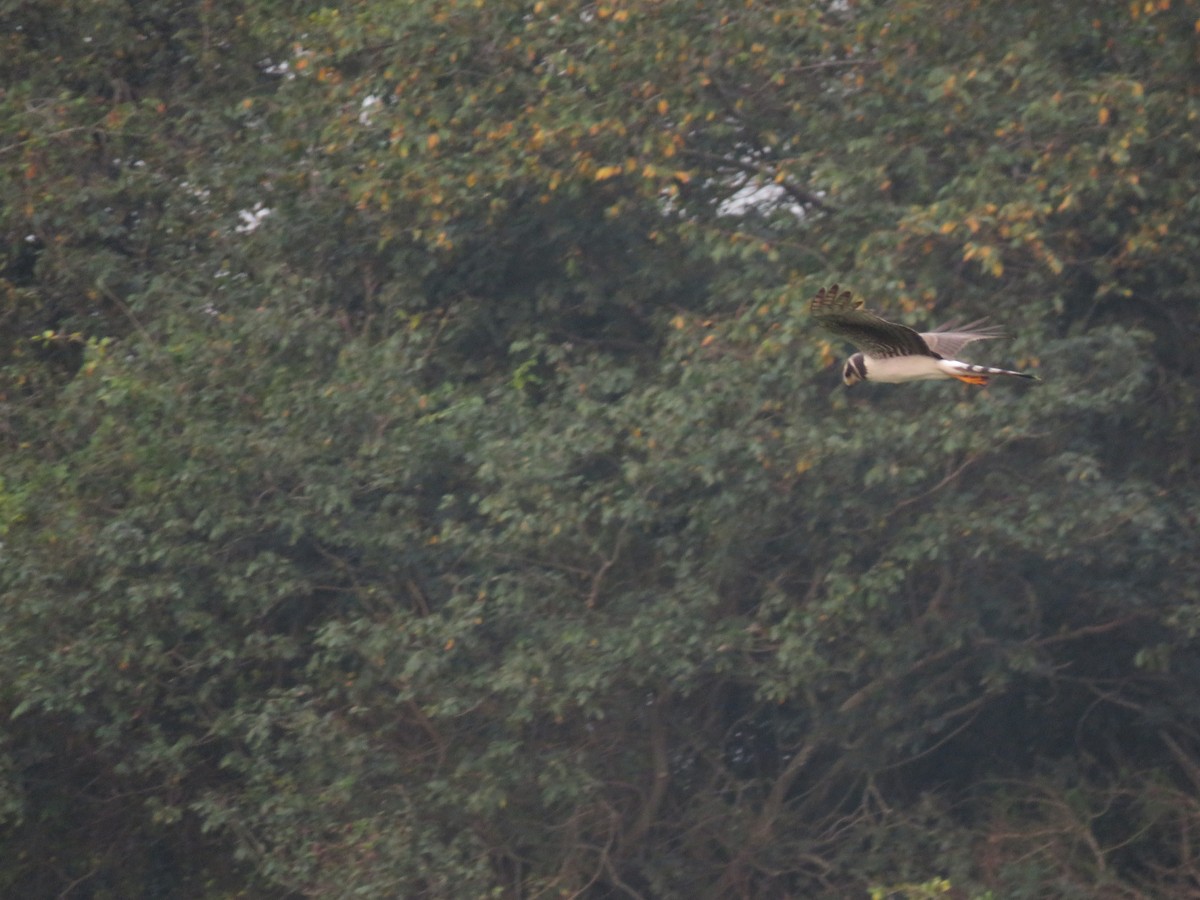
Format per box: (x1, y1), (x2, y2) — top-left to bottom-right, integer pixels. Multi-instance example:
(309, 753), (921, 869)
(3, 0), (1200, 896)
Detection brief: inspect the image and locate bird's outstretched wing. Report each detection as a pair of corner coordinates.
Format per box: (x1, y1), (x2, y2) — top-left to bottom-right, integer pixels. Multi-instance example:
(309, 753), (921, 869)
(920, 319), (1006, 359)
(809, 284), (935, 359)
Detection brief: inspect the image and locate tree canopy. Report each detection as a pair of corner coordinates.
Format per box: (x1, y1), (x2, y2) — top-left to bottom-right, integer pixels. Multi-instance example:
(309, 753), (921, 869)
(3, 0), (1200, 896)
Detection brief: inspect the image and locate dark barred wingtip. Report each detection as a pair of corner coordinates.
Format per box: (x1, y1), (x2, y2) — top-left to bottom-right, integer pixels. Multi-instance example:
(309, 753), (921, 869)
(811, 283), (865, 317)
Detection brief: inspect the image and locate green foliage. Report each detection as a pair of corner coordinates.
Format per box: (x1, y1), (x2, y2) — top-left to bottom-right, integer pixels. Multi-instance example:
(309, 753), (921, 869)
(869, 877), (952, 900)
(3, 0), (1200, 896)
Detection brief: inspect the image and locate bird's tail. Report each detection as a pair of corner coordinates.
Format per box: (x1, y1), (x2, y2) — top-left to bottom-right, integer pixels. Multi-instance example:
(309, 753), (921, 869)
(942, 360), (1040, 385)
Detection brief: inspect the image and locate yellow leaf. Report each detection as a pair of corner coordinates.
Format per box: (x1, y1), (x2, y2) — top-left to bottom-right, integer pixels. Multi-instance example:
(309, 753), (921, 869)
(427, 132), (440, 150)
(939, 221), (955, 234)
(1098, 106), (1110, 125)
(673, 170), (691, 183)
(594, 165), (621, 181)
(657, 98), (669, 115)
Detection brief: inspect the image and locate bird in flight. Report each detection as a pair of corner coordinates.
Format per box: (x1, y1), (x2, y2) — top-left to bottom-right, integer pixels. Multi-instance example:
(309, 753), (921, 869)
(810, 284), (1039, 387)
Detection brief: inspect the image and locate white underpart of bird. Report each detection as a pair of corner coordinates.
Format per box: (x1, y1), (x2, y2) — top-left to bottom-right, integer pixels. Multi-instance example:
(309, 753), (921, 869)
(854, 353), (1033, 384)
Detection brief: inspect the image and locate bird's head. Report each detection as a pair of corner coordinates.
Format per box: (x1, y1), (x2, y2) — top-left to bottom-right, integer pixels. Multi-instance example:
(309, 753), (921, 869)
(842, 353), (867, 386)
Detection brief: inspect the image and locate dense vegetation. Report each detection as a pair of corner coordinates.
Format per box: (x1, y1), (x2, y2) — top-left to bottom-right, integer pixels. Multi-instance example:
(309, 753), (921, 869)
(3, 0), (1200, 896)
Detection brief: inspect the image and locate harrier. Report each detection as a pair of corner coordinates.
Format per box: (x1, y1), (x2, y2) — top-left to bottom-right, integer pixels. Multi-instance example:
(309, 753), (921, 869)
(810, 284), (1039, 386)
